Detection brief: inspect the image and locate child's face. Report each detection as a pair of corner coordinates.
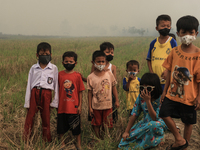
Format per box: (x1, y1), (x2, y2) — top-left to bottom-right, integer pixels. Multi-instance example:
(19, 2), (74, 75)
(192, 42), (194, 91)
(177, 29), (198, 37)
(127, 64), (139, 77)
(156, 20), (171, 31)
(63, 57), (76, 64)
(36, 49), (51, 57)
(127, 64), (139, 72)
(104, 48), (114, 56)
(94, 56), (106, 66)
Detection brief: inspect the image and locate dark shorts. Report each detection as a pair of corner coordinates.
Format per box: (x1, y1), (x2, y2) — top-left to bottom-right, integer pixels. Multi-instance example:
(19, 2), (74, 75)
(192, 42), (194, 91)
(57, 113), (81, 135)
(159, 97), (196, 124)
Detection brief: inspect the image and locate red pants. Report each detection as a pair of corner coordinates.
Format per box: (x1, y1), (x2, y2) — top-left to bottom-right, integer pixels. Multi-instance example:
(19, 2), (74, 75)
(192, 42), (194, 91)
(24, 87), (52, 142)
(91, 108), (113, 128)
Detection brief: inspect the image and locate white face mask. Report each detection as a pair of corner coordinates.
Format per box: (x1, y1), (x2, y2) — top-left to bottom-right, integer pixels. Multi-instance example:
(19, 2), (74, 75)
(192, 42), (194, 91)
(179, 35), (196, 45)
(94, 63), (105, 71)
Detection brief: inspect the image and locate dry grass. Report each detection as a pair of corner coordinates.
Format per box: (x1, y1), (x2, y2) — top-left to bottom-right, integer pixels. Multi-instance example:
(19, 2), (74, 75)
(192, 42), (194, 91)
(0, 36), (200, 150)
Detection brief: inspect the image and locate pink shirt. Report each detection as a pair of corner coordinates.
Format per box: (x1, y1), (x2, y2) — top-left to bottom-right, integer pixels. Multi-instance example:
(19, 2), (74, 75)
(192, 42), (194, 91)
(87, 70), (117, 110)
(24, 62), (59, 108)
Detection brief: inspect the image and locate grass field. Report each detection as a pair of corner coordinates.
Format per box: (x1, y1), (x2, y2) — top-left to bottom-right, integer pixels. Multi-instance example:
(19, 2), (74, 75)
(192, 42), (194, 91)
(0, 36), (200, 150)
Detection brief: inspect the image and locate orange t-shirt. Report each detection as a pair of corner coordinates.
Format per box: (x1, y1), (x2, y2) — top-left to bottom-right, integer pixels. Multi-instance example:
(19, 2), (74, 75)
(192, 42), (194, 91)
(87, 70), (117, 110)
(163, 45), (200, 106)
(58, 71), (85, 114)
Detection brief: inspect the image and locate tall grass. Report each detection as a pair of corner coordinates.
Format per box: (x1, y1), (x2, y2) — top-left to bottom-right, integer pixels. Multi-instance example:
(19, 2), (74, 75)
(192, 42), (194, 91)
(2, 36), (199, 149)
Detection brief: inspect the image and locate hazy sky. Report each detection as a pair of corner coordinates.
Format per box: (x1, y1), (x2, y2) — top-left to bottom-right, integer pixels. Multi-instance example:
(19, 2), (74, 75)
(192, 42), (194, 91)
(0, 0), (200, 36)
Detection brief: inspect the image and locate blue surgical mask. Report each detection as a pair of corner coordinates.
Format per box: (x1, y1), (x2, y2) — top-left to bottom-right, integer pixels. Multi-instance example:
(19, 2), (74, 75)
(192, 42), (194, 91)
(128, 71), (138, 76)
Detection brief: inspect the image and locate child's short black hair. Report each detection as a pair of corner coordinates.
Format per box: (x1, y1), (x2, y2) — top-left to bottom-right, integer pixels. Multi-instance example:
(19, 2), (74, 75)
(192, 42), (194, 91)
(100, 42), (114, 52)
(176, 15), (199, 32)
(37, 42), (51, 54)
(140, 73), (162, 99)
(126, 60), (139, 69)
(92, 50), (106, 61)
(62, 51), (77, 62)
(168, 33), (176, 40)
(156, 14), (171, 27)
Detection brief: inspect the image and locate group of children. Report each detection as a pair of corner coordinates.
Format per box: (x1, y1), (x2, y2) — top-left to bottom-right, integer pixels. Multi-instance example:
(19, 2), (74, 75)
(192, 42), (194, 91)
(23, 14), (200, 150)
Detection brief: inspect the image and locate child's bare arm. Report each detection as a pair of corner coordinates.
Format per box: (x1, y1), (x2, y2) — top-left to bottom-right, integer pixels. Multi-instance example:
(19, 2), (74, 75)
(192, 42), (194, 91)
(112, 86), (119, 108)
(195, 83), (200, 110)
(122, 115), (137, 141)
(125, 75), (134, 90)
(76, 71), (87, 82)
(77, 91), (83, 114)
(147, 60), (153, 73)
(88, 90), (93, 116)
(160, 70), (171, 103)
(112, 65), (117, 79)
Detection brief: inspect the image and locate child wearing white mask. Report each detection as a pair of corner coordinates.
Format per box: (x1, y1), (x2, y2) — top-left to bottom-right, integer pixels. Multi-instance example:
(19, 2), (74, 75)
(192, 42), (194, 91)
(123, 60), (141, 116)
(87, 50), (119, 139)
(159, 15), (200, 150)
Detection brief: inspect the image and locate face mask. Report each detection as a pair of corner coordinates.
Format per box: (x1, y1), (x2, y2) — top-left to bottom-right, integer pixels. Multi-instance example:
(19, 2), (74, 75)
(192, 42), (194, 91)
(128, 71), (138, 76)
(63, 63), (75, 71)
(106, 55), (113, 62)
(158, 28), (170, 36)
(39, 55), (51, 64)
(94, 63), (105, 71)
(179, 35), (196, 45)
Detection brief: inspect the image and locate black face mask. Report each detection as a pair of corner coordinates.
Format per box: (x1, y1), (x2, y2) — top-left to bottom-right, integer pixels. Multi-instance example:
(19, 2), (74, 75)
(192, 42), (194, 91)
(63, 63), (75, 71)
(39, 55), (51, 64)
(106, 55), (113, 62)
(158, 28), (170, 36)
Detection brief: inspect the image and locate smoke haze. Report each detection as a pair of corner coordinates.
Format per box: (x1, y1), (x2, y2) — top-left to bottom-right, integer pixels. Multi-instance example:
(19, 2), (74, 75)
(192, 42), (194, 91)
(0, 0), (200, 36)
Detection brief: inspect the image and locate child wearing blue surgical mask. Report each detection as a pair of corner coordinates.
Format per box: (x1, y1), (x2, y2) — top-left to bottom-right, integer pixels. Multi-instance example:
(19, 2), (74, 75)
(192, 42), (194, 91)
(123, 60), (140, 115)
(119, 73), (168, 150)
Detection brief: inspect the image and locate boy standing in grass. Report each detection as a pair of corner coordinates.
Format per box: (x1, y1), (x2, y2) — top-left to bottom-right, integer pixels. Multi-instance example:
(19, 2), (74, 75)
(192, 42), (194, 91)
(90, 42), (118, 122)
(57, 51), (85, 149)
(24, 42), (59, 142)
(146, 14), (177, 90)
(87, 50), (119, 139)
(123, 60), (140, 115)
(159, 15), (200, 150)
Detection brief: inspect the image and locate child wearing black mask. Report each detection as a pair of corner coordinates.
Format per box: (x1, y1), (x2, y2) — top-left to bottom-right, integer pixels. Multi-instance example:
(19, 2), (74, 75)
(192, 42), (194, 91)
(24, 42), (59, 142)
(57, 51), (85, 149)
(146, 14), (177, 91)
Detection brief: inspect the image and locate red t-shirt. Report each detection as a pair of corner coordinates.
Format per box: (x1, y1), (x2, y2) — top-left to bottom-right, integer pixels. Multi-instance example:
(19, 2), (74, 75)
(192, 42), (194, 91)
(58, 71), (85, 114)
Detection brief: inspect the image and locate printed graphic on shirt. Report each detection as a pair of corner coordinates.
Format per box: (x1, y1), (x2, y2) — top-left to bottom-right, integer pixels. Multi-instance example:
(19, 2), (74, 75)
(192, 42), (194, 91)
(169, 65), (193, 98)
(63, 80), (74, 98)
(47, 77), (53, 84)
(96, 79), (110, 102)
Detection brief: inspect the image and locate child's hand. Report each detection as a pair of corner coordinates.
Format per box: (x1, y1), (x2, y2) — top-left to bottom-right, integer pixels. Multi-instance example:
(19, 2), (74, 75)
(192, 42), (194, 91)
(89, 107), (94, 117)
(122, 132), (129, 141)
(140, 89), (151, 102)
(76, 71), (83, 77)
(160, 92), (166, 104)
(115, 100), (120, 108)
(128, 75), (134, 81)
(195, 95), (200, 110)
(161, 70), (168, 80)
(77, 106), (82, 114)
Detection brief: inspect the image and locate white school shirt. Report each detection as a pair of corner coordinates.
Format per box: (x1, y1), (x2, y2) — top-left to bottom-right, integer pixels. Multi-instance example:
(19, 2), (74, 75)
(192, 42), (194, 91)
(24, 62), (59, 108)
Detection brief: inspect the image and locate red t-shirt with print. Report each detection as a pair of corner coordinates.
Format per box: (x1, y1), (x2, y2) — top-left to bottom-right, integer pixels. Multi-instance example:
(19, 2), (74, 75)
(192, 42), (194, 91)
(58, 71), (85, 114)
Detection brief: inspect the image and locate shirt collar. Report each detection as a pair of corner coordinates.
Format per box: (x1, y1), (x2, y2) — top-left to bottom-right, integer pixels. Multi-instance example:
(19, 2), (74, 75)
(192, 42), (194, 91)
(35, 61), (53, 69)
